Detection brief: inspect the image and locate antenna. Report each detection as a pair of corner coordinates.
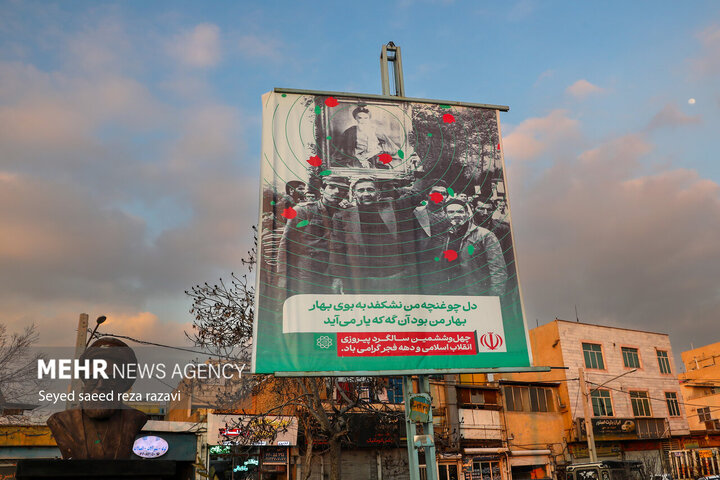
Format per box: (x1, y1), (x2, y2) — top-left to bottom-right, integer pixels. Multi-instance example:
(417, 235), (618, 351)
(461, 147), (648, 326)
(575, 305), (579, 323)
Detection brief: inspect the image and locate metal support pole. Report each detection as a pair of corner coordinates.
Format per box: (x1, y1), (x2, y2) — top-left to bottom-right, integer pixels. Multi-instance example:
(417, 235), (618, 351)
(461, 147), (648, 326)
(578, 367), (598, 462)
(380, 42), (405, 97)
(404, 376), (420, 480)
(419, 375), (438, 480)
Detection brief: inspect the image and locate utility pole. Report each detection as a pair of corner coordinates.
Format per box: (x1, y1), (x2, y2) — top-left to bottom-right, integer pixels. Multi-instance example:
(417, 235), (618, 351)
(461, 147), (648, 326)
(578, 367), (598, 462)
(383, 42), (437, 480)
(67, 313), (88, 409)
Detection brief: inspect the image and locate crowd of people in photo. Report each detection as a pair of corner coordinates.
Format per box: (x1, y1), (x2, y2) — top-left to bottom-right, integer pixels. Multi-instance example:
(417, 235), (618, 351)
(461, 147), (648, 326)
(264, 174), (512, 299)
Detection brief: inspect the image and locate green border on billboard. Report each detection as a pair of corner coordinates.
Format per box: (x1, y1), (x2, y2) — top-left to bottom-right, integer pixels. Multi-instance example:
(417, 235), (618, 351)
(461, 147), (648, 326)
(253, 88), (538, 376)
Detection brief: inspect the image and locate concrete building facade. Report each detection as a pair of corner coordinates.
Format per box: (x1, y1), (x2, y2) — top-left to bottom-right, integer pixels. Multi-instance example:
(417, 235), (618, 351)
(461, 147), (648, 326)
(528, 320), (690, 473)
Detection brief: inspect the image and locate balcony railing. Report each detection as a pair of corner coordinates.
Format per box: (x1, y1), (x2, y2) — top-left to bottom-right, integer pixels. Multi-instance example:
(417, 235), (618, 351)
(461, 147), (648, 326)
(458, 408), (503, 440)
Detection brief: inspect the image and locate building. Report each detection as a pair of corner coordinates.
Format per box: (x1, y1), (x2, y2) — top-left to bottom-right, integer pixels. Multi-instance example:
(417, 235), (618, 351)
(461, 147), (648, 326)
(673, 342), (720, 479)
(527, 319), (690, 473)
(423, 371), (565, 480)
(679, 342), (720, 436)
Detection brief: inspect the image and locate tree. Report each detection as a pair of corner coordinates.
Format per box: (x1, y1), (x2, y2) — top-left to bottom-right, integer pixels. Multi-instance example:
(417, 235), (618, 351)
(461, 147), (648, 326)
(0, 323), (43, 406)
(185, 232), (402, 480)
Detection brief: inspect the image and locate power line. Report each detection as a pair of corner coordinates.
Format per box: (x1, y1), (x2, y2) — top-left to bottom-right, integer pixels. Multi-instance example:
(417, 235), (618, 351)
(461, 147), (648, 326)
(88, 331), (248, 363)
(587, 381), (720, 412)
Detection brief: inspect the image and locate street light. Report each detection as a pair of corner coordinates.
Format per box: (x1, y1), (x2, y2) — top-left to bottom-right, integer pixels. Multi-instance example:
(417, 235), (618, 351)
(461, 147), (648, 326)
(86, 315), (107, 346)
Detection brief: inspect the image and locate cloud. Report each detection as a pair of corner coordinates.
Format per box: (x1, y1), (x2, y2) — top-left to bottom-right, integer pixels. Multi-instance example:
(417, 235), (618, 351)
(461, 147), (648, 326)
(0, 61), (168, 182)
(510, 128), (720, 365)
(503, 109), (582, 161)
(0, 18), (255, 352)
(533, 69), (555, 86)
(237, 34), (284, 61)
(169, 23), (221, 68)
(689, 24), (720, 77)
(566, 79), (605, 99)
(645, 103), (702, 131)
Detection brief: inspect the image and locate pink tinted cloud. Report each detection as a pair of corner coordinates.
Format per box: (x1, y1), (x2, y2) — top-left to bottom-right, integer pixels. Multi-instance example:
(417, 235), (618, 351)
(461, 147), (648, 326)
(645, 103), (702, 131)
(565, 79), (605, 99)
(689, 24), (720, 77)
(503, 109), (582, 161)
(511, 129), (720, 354)
(169, 23), (222, 68)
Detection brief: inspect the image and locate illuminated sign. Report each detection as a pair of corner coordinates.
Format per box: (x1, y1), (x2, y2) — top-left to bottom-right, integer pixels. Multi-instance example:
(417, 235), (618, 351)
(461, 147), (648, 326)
(209, 445), (232, 455)
(132, 436), (169, 459)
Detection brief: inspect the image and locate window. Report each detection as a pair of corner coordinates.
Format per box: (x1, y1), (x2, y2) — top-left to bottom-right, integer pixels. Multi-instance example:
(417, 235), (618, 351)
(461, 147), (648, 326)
(473, 460), (502, 480)
(622, 347), (640, 368)
(630, 391), (652, 417)
(698, 406), (712, 422)
(458, 388), (498, 408)
(438, 464), (459, 480)
(583, 343), (605, 369)
(386, 377), (404, 403)
(504, 385), (555, 412)
(657, 350), (671, 374)
(590, 389), (614, 416)
(665, 392), (680, 417)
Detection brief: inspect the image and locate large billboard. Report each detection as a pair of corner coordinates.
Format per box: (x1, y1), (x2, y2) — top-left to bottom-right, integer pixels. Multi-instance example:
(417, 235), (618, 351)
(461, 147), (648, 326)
(252, 89), (532, 375)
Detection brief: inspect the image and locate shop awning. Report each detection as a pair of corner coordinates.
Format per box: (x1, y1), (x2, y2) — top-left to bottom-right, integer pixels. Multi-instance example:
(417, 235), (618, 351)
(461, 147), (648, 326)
(509, 450), (552, 467)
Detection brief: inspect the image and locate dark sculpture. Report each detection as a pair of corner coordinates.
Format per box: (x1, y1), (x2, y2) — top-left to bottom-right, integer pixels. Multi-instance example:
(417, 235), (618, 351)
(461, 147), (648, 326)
(48, 338), (148, 459)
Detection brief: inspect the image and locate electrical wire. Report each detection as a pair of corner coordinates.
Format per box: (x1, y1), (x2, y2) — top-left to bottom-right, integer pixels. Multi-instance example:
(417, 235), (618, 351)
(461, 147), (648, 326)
(86, 330), (247, 363)
(586, 381), (720, 412)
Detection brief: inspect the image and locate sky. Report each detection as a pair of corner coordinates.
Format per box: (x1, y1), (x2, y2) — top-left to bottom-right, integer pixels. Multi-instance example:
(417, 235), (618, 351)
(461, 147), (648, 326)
(1, 0), (719, 372)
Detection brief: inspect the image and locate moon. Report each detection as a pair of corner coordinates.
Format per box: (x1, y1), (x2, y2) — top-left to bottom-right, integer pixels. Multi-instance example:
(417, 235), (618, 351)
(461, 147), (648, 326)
(688, 98), (696, 105)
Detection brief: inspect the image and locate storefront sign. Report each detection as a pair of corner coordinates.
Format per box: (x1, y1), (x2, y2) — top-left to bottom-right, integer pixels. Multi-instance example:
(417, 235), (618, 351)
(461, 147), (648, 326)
(132, 435), (169, 458)
(209, 445), (232, 455)
(348, 413), (403, 448)
(409, 394), (432, 423)
(208, 414), (298, 446)
(263, 447), (288, 465)
(578, 418), (637, 439)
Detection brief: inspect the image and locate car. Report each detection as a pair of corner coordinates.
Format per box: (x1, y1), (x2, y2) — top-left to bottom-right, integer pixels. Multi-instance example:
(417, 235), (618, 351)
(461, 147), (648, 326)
(697, 476), (720, 480)
(649, 474), (673, 480)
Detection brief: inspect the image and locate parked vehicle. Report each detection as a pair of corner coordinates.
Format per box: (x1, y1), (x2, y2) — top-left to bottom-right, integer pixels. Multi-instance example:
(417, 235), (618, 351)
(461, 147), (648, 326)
(649, 474), (673, 480)
(566, 461), (645, 480)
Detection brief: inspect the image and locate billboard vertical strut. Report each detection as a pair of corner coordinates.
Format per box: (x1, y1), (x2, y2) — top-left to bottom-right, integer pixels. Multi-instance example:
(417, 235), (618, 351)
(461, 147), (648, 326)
(380, 42), (405, 97)
(383, 41), (436, 480)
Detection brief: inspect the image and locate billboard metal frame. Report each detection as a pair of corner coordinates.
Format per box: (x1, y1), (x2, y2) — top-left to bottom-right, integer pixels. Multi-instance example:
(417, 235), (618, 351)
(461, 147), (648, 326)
(274, 87), (510, 111)
(254, 87), (540, 376)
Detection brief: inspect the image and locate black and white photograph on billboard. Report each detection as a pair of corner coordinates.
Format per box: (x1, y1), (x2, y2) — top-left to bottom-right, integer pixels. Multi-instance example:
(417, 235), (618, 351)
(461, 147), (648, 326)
(317, 99), (416, 174)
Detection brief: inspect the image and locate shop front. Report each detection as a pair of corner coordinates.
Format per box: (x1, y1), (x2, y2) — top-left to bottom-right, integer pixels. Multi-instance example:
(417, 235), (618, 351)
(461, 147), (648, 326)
(206, 414), (297, 480)
(462, 449), (506, 480)
(507, 450), (552, 480)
